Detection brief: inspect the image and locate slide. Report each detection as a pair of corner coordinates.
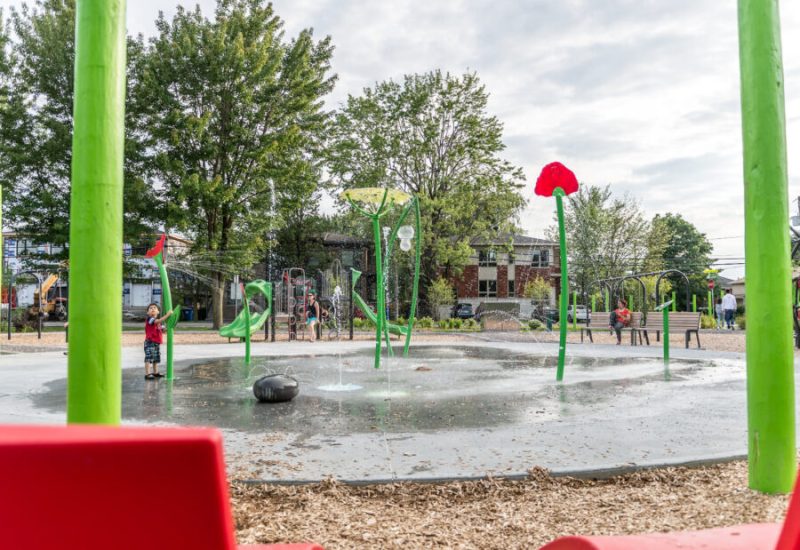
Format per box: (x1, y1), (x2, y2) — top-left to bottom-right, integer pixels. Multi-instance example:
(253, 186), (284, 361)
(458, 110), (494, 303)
(219, 279), (272, 338)
(351, 270), (407, 336)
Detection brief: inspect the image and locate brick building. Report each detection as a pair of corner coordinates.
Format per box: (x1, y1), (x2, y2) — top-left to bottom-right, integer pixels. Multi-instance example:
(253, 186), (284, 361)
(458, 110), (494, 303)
(449, 234), (559, 318)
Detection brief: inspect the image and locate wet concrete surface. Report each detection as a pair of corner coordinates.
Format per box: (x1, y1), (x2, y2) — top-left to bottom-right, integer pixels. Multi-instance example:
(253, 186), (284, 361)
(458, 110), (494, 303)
(0, 339), (779, 482)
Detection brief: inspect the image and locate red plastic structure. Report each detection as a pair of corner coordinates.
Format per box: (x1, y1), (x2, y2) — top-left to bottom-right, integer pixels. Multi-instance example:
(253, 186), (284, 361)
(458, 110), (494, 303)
(539, 469), (800, 550)
(0, 424), (323, 550)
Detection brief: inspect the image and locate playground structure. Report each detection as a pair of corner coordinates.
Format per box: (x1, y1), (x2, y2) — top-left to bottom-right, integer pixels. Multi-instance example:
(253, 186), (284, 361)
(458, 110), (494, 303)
(589, 269), (692, 315)
(341, 187), (421, 370)
(219, 279), (272, 364)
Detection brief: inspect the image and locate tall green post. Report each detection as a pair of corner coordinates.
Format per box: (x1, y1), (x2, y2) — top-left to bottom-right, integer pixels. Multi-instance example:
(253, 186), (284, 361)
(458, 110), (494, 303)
(738, 0), (796, 493)
(707, 290), (712, 317)
(671, 292), (676, 312)
(67, 0), (127, 425)
(692, 294), (696, 313)
(662, 305), (670, 363)
(628, 294), (633, 311)
(534, 162), (578, 382)
(605, 289), (609, 312)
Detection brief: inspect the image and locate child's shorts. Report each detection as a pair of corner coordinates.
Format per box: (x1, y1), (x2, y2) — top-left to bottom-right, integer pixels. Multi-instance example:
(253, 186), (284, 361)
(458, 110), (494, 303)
(144, 340), (161, 364)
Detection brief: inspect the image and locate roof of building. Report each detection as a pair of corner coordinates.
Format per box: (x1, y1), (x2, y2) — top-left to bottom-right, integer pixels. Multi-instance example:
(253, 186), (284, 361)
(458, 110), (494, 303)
(469, 233), (556, 247)
(319, 232), (371, 246)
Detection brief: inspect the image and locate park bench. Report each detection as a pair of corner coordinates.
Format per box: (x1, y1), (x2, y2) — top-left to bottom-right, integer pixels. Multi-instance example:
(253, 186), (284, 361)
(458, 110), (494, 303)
(637, 311), (701, 349)
(580, 312), (644, 345)
(0, 424), (323, 550)
(537, 469), (800, 549)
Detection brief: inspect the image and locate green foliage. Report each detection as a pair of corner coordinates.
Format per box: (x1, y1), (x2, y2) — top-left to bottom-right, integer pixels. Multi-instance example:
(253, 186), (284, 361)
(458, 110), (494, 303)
(0, 0), (157, 270)
(527, 318), (544, 331)
(700, 314), (716, 329)
(437, 319), (448, 329)
(427, 277), (455, 320)
(735, 315), (746, 330)
(522, 275), (551, 302)
(137, 0), (336, 327)
(327, 70), (525, 312)
(651, 214), (714, 302)
(448, 317), (462, 329)
(416, 316), (434, 329)
(462, 318), (479, 330)
(554, 185), (663, 296)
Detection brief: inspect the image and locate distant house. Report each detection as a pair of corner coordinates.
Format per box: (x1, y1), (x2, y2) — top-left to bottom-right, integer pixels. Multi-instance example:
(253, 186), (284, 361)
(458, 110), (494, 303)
(448, 234), (559, 318)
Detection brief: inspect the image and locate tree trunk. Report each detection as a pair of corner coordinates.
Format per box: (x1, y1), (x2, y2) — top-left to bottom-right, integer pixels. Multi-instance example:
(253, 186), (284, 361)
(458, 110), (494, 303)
(212, 271), (225, 329)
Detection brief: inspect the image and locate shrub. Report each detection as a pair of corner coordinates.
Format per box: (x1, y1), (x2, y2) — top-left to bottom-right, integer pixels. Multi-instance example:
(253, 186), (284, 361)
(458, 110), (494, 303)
(417, 316), (434, 329)
(700, 314), (716, 329)
(449, 318), (463, 330)
(462, 318), (478, 330)
(527, 318), (544, 331)
(735, 315), (746, 330)
(437, 319), (449, 329)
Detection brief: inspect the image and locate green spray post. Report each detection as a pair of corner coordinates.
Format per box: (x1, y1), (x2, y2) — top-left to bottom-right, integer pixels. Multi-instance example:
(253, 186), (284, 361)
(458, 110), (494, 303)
(738, 0), (796, 493)
(341, 188), (421, 369)
(655, 300), (673, 363)
(692, 295), (697, 313)
(671, 292), (676, 312)
(145, 235), (180, 380)
(66, 0), (127, 425)
(534, 162), (579, 382)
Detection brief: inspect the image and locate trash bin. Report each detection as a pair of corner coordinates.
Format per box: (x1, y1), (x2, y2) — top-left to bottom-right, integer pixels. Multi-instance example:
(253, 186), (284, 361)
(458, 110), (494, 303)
(181, 307), (194, 321)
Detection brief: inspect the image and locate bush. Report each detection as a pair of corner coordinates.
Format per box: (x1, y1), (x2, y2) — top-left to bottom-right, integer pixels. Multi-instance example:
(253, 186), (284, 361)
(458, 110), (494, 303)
(735, 315), (746, 330)
(437, 319), (449, 329)
(462, 318), (478, 330)
(417, 316), (434, 329)
(449, 318), (463, 330)
(700, 314), (716, 329)
(527, 318), (544, 331)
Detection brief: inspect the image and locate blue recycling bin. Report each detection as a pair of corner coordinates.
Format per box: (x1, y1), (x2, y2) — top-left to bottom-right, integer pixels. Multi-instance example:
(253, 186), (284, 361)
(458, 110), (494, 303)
(181, 307), (194, 321)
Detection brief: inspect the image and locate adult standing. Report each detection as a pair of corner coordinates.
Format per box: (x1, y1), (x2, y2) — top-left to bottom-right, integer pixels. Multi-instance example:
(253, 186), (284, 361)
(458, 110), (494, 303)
(722, 288), (737, 329)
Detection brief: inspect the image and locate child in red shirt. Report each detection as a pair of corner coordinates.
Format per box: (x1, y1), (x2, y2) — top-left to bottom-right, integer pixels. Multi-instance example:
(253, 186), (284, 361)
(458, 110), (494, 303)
(609, 299), (631, 345)
(144, 302), (174, 379)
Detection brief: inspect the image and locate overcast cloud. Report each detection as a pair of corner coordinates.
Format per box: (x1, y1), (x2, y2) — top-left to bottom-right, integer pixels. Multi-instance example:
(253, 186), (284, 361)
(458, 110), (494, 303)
(3, 0), (800, 278)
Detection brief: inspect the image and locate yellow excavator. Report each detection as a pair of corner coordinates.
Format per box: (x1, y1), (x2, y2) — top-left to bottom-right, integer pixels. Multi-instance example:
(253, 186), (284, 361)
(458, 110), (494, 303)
(29, 274), (67, 321)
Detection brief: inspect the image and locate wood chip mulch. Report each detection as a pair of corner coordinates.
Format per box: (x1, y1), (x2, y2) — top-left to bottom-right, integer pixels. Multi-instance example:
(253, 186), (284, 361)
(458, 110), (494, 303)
(231, 460), (789, 549)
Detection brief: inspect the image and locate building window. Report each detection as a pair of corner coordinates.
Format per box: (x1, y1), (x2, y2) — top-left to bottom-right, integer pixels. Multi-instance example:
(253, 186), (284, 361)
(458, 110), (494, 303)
(532, 249), (550, 267)
(478, 250), (497, 267)
(479, 280), (497, 297)
(508, 252), (515, 265)
(508, 280), (515, 297)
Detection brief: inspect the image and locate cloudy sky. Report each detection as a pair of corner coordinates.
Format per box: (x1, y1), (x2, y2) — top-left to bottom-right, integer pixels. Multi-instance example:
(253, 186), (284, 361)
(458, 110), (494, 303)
(3, 0), (800, 279)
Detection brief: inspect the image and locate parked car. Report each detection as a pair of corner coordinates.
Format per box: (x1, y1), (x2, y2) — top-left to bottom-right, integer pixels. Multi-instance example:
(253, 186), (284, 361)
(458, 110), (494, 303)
(566, 305), (590, 323)
(451, 303), (474, 319)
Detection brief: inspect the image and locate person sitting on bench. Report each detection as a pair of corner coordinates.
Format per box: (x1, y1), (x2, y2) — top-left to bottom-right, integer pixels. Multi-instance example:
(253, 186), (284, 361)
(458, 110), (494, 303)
(609, 299), (631, 345)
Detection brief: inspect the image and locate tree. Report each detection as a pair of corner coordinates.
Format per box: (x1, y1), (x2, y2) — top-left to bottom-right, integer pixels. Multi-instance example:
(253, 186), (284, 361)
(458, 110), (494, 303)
(651, 213), (713, 300)
(427, 277), (455, 321)
(554, 185), (661, 299)
(0, 0), (156, 272)
(137, 0), (336, 328)
(327, 70), (526, 314)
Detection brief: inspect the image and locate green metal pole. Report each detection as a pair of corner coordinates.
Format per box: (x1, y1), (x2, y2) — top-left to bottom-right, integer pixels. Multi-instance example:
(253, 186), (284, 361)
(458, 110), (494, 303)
(605, 289), (609, 313)
(738, 0), (796, 493)
(692, 294), (696, 313)
(153, 254), (179, 379)
(708, 291), (712, 318)
(671, 291), (676, 312)
(372, 214), (384, 370)
(663, 306), (670, 363)
(628, 294), (633, 311)
(554, 189), (568, 381)
(572, 291), (577, 329)
(67, 0), (127, 425)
